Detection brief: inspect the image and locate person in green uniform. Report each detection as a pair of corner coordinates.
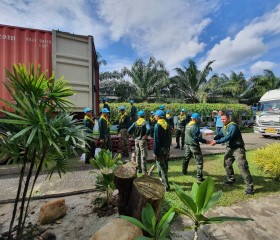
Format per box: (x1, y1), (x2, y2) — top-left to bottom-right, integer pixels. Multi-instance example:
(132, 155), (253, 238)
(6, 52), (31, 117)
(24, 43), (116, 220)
(98, 108), (111, 151)
(174, 108), (190, 150)
(149, 111), (156, 138)
(102, 97), (110, 118)
(153, 109), (171, 191)
(130, 100), (137, 123)
(83, 107), (96, 164)
(166, 109), (174, 149)
(183, 113), (209, 182)
(210, 113), (254, 195)
(118, 106), (130, 157)
(128, 110), (151, 174)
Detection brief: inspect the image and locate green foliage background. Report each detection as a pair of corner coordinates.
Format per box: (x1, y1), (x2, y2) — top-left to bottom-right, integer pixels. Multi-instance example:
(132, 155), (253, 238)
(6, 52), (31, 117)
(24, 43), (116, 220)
(103, 103), (251, 124)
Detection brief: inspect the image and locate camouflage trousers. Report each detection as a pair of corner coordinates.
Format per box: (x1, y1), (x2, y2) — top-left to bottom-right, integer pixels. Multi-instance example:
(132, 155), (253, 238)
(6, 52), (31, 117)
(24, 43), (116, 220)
(183, 144), (204, 180)
(156, 148), (170, 190)
(101, 135), (112, 151)
(175, 128), (185, 147)
(135, 139), (148, 173)
(120, 129), (129, 156)
(85, 138), (96, 164)
(224, 147), (253, 188)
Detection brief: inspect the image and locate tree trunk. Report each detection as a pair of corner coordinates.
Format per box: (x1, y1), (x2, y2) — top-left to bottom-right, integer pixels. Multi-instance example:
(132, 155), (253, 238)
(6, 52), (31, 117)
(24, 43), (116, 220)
(126, 175), (165, 221)
(114, 161), (137, 215)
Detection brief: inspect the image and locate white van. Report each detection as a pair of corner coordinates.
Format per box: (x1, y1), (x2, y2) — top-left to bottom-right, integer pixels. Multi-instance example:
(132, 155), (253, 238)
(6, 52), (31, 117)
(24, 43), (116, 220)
(253, 89), (280, 137)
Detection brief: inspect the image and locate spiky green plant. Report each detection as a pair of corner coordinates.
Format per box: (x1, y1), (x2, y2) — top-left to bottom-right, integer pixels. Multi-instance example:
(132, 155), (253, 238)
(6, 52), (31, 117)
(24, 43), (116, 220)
(90, 149), (123, 206)
(0, 64), (87, 240)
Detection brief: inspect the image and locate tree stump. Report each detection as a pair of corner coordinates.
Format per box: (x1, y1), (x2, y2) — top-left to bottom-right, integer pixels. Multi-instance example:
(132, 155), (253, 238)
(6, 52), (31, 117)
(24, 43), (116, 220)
(126, 175), (165, 221)
(114, 161), (137, 215)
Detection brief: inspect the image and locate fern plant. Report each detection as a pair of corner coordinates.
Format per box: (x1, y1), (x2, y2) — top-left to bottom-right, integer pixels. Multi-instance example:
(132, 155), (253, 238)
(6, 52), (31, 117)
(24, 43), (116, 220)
(174, 177), (253, 240)
(90, 149), (123, 206)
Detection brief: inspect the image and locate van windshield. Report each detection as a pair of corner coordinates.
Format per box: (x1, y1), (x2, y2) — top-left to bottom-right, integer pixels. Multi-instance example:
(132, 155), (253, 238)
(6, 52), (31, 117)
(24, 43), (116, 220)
(259, 100), (280, 112)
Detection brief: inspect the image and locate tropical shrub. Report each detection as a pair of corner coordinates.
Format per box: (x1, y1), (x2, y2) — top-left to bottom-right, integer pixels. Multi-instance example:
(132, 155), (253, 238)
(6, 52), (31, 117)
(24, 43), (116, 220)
(174, 177), (253, 240)
(120, 203), (175, 240)
(90, 149), (123, 206)
(0, 64), (86, 240)
(253, 143), (280, 180)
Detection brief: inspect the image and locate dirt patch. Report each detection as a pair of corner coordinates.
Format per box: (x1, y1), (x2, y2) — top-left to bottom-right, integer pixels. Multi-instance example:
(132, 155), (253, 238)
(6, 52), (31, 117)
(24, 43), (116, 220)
(91, 195), (119, 217)
(0, 192), (118, 240)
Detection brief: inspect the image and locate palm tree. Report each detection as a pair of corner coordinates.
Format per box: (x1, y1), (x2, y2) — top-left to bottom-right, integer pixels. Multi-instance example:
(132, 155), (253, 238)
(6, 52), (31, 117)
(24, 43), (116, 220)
(249, 70), (280, 94)
(99, 70), (123, 82)
(122, 57), (169, 101)
(0, 64), (87, 240)
(171, 59), (214, 103)
(99, 78), (137, 101)
(221, 71), (248, 103)
(241, 70), (280, 104)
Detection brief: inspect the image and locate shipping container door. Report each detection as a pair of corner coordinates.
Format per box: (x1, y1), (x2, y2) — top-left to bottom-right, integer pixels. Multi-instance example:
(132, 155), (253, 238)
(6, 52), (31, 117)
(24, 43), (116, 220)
(52, 31), (94, 113)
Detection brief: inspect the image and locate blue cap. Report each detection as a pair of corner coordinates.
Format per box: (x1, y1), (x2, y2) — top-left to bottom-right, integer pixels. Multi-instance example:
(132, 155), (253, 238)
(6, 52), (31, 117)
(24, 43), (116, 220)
(166, 110), (171, 114)
(137, 110), (145, 116)
(84, 107), (93, 113)
(119, 106), (125, 110)
(181, 108), (186, 112)
(102, 97), (107, 101)
(101, 108), (110, 113)
(155, 110), (165, 117)
(191, 113), (200, 119)
(159, 105), (165, 110)
(130, 100), (134, 104)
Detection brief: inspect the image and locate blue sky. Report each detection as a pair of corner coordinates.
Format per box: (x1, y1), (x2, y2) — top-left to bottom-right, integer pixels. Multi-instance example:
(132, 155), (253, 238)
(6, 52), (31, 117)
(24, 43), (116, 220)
(1, 0), (280, 78)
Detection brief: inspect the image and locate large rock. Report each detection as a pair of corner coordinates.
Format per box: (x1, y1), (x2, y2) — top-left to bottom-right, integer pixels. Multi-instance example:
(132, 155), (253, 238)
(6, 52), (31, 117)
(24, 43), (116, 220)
(90, 218), (143, 240)
(38, 198), (67, 225)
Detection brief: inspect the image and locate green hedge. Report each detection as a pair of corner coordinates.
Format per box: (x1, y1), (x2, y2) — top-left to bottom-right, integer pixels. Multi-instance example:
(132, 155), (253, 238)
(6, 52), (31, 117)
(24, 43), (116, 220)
(102, 103), (251, 124)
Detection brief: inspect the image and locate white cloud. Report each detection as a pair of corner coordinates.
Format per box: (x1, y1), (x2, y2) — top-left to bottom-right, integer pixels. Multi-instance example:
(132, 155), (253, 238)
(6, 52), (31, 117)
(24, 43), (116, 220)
(100, 55), (133, 72)
(0, 0), (109, 48)
(199, 4), (280, 73)
(250, 61), (277, 75)
(97, 0), (220, 67)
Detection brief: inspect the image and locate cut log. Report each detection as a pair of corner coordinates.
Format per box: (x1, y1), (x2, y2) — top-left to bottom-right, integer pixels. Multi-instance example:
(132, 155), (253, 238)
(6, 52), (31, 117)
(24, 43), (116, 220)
(114, 161), (137, 215)
(126, 175), (165, 221)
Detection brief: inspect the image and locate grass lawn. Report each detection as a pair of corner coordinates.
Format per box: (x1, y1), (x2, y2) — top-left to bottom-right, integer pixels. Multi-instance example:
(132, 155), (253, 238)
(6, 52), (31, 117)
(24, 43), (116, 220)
(147, 151), (280, 213)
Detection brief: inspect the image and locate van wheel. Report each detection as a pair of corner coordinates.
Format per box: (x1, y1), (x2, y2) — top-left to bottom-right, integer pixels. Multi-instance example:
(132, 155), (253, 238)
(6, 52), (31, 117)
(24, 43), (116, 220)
(262, 135), (270, 138)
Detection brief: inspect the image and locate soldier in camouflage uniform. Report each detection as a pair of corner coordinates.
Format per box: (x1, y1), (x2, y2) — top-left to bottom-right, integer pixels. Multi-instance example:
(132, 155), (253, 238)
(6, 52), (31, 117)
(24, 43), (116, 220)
(118, 106), (130, 157)
(83, 107), (96, 164)
(211, 113), (254, 195)
(165, 109), (174, 151)
(149, 111), (156, 138)
(98, 108), (112, 151)
(128, 110), (151, 174)
(130, 100), (137, 123)
(175, 109), (190, 150)
(153, 110), (171, 191)
(183, 113), (209, 183)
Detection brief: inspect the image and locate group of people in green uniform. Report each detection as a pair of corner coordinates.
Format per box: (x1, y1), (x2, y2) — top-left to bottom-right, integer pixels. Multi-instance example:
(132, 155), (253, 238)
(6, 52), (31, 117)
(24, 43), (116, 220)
(83, 100), (254, 195)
